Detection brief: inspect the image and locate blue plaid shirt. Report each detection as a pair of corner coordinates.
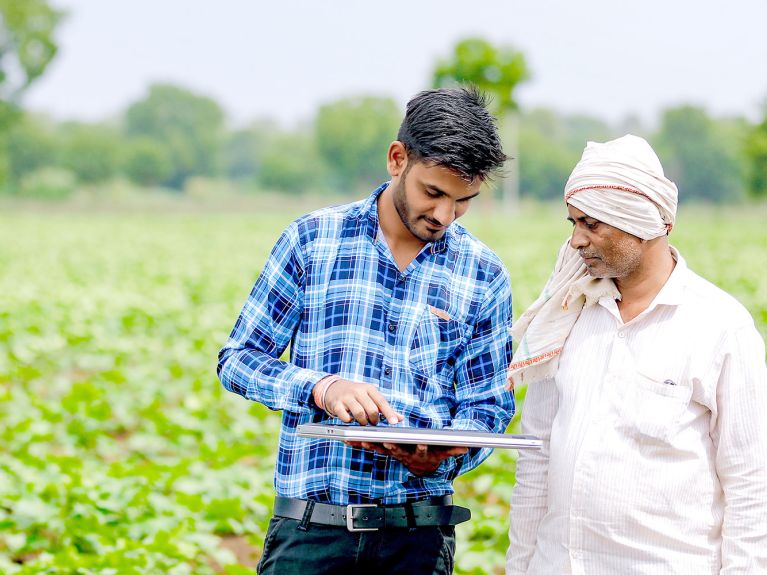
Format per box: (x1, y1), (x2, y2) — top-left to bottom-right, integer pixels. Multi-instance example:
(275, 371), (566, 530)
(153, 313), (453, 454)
(218, 184), (514, 505)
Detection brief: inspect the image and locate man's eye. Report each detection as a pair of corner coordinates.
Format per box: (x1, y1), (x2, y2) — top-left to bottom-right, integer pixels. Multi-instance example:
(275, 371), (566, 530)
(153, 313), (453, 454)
(586, 222), (598, 230)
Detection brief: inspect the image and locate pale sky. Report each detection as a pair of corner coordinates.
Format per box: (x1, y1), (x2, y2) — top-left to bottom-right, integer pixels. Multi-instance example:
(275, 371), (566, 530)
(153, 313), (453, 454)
(25, 0), (767, 128)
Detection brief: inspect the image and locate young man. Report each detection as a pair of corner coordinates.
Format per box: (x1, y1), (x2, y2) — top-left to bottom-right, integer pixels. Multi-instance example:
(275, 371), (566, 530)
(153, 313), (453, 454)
(218, 87), (515, 575)
(506, 135), (767, 574)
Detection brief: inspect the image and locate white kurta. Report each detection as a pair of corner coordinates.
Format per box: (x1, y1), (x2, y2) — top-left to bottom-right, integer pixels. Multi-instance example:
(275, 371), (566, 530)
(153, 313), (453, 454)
(507, 254), (767, 574)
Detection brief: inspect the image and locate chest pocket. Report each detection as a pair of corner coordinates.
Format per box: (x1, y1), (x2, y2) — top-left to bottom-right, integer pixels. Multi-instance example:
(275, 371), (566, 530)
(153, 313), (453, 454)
(408, 304), (471, 378)
(622, 373), (692, 442)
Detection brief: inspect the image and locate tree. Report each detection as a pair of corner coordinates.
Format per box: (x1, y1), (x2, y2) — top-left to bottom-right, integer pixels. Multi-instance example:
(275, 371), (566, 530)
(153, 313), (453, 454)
(0, 0), (60, 126)
(223, 119), (277, 182)
(123, 137), (172, 187)
(655, 106), (746, 202)
(744, 103), (767, 199)
(0, 0), (61, 185)
(4, 112), (57, 184)
(258, 130), (326, 195)
(314, 96), (400, 192)
(123, 84), (225, 189)
(517, 109), (577, 200)
(432, 37), (530, 209)
(58, 122), (122, 184)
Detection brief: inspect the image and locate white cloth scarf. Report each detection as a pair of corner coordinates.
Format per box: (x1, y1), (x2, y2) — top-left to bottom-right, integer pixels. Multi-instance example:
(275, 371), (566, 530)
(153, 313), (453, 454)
(507, 135), (678, 388)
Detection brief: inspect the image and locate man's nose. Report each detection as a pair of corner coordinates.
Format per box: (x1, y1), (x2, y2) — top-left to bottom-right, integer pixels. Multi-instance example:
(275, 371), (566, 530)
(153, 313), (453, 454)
(433, 200), (455, 226)
(570, 228), (588, 249)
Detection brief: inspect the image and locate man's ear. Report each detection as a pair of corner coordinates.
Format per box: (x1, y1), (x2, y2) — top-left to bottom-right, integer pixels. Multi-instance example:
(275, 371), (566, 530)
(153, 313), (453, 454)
(387, 141), (408, 177)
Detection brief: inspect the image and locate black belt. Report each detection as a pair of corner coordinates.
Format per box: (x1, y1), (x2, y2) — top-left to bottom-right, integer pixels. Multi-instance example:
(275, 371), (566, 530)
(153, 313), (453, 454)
(273, 496), (471, 532)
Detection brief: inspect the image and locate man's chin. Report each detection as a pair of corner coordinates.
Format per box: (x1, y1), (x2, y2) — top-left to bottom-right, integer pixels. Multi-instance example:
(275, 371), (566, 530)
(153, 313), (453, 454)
(422, 231), (445, 242)
(412, 226), (445, 243)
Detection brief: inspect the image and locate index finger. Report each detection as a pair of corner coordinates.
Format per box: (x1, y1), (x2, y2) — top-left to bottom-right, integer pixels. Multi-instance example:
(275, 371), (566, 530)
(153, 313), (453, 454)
(368, 388), (403, 425)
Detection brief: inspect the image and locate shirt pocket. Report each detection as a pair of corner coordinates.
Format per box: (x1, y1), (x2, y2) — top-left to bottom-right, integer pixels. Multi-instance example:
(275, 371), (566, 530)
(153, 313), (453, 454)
(408, 304), (471, 379)
(623, 373), (692, 442)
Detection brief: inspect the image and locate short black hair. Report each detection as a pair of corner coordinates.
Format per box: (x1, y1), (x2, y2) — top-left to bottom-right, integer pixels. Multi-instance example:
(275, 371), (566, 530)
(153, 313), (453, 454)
(397, 86), (506, 182)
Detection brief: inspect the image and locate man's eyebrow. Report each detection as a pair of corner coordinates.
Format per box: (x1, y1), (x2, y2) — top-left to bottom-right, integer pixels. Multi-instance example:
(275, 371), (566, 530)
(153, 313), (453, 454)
(567, 215), (596, 224)
(425, 184), (446, 196)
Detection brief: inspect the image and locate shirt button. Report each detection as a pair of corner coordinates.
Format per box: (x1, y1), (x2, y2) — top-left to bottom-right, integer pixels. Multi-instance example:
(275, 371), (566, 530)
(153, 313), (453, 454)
(387, 323), (396, 332)
(384, 367), (392, 376)
(617, 331), (626, 338)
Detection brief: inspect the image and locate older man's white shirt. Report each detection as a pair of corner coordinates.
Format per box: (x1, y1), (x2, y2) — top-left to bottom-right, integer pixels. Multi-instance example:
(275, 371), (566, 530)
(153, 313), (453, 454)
(506, 253), (767, 575)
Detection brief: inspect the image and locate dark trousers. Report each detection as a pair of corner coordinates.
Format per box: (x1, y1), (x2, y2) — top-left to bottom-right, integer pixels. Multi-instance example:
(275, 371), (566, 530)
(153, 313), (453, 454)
(257, 516), (456, 575)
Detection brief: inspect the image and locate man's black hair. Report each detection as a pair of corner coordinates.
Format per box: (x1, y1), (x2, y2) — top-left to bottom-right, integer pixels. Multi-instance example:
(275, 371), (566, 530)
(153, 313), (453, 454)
(397, 86), (506, 182)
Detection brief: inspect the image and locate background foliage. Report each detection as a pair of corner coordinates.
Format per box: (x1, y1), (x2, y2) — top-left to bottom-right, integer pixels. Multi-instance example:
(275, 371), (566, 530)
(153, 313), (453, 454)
(2, 203), (766, 574)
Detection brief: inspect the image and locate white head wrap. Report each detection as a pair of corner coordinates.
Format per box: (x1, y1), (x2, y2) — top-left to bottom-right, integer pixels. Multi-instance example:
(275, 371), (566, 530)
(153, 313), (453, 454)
(507, 135), (677, 389)
(564, 134), (678, 240)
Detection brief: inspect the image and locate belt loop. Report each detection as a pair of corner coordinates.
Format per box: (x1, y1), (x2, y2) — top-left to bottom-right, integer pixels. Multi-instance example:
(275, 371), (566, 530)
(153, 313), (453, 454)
(297, 499), (315, 532)
(404, 501), (417, 529)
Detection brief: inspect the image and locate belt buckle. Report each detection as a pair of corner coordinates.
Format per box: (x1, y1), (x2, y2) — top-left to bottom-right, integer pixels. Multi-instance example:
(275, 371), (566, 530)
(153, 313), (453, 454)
(346, 504), (379, 532)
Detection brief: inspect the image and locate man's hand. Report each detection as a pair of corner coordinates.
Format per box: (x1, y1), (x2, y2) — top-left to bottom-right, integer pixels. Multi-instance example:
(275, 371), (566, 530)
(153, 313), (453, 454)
(324, 379), (402, 425)
(347, 441), (469, 476)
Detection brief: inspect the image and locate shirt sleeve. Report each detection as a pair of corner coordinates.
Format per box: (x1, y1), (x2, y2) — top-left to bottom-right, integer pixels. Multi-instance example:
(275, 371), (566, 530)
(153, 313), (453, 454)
(506, 375), (559, 574)
(217, 222), (327, 414)
(714, 324), (767, 573)
(441, 269), (516, 479)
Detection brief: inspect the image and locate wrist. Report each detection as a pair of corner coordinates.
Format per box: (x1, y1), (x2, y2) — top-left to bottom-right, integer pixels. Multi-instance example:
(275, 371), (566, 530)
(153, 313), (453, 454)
(313, 375), (341, 415)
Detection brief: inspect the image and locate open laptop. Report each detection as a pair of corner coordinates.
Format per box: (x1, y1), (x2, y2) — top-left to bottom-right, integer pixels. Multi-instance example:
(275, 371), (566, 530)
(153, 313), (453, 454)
(297, 423), (541, 450)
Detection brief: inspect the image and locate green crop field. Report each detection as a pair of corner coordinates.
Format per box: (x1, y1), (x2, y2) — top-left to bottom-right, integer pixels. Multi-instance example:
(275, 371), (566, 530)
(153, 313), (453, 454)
(1, 202), (766, 574)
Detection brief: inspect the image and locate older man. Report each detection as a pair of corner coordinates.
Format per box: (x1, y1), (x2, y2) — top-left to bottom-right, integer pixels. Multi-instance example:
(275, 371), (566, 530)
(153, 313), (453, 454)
(506, 135), (767, 574)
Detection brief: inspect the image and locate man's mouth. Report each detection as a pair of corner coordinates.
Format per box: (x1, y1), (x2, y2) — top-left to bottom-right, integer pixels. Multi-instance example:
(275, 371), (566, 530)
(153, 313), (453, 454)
(423, 218), (445, 231)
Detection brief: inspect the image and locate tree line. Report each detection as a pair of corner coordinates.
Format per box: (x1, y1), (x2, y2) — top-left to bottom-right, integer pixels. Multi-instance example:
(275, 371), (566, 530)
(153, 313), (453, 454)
(3, 84), (766, 203)
(1, 4), (766, 203)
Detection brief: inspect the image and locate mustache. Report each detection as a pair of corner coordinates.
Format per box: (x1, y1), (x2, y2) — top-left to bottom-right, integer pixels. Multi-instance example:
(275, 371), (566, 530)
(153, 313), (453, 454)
(579, 251), (599, 259)
(423, 216), (446, 227)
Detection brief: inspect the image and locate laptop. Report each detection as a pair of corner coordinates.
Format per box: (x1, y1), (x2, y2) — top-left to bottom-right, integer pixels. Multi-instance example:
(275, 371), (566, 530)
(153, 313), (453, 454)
(297, 423), (541, 450)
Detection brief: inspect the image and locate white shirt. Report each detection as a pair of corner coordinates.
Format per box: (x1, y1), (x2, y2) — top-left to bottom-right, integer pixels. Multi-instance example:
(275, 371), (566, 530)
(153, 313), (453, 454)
(507, 253), (767, 575)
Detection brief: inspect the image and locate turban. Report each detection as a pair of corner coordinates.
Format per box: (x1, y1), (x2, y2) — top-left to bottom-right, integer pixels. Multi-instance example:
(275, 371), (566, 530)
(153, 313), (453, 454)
(564, 134), (678, 240)
(507, 135), (677, 389)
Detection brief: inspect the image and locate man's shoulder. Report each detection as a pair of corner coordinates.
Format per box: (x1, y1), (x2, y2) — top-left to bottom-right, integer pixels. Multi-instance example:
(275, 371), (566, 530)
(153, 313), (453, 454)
(287, 199), (366, 243)
(682, 266), (755, 327)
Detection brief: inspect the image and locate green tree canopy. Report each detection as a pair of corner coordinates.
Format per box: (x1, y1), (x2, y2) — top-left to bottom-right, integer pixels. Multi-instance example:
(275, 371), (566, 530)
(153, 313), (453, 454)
(58, 122), (122, 184)
(744, 102), (767, 199)
(258, 130), (326, 195)
(314, 96), (400, 192)
(655, 106), (746, 202)
(123, 84), (225, 189)
(4, 111), (57, 183)
(432, 37), (530, 114)
(431, 37), (530, 207)
(1, 0), (60, 187)
(516, 108), (616, 200)
(223, 119), (278, 182)
(123, 137), (172, 188)
(0, 0), (60, 126)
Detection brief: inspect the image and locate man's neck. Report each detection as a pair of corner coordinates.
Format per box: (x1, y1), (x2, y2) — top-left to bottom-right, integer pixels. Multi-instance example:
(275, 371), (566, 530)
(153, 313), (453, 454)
(615, 243), (676, 323)
(377, 188), (426, 272)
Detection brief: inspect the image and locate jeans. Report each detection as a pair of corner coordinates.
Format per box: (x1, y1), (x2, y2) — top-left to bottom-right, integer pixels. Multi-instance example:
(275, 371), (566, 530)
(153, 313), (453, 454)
(257, 516), (456, 575)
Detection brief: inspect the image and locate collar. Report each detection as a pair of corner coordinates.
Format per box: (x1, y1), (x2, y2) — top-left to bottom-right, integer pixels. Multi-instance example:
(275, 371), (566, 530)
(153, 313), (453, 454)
(651, 246), (686, 307)
(598, 245), (687, 321)
(358, 182), (450, 255)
